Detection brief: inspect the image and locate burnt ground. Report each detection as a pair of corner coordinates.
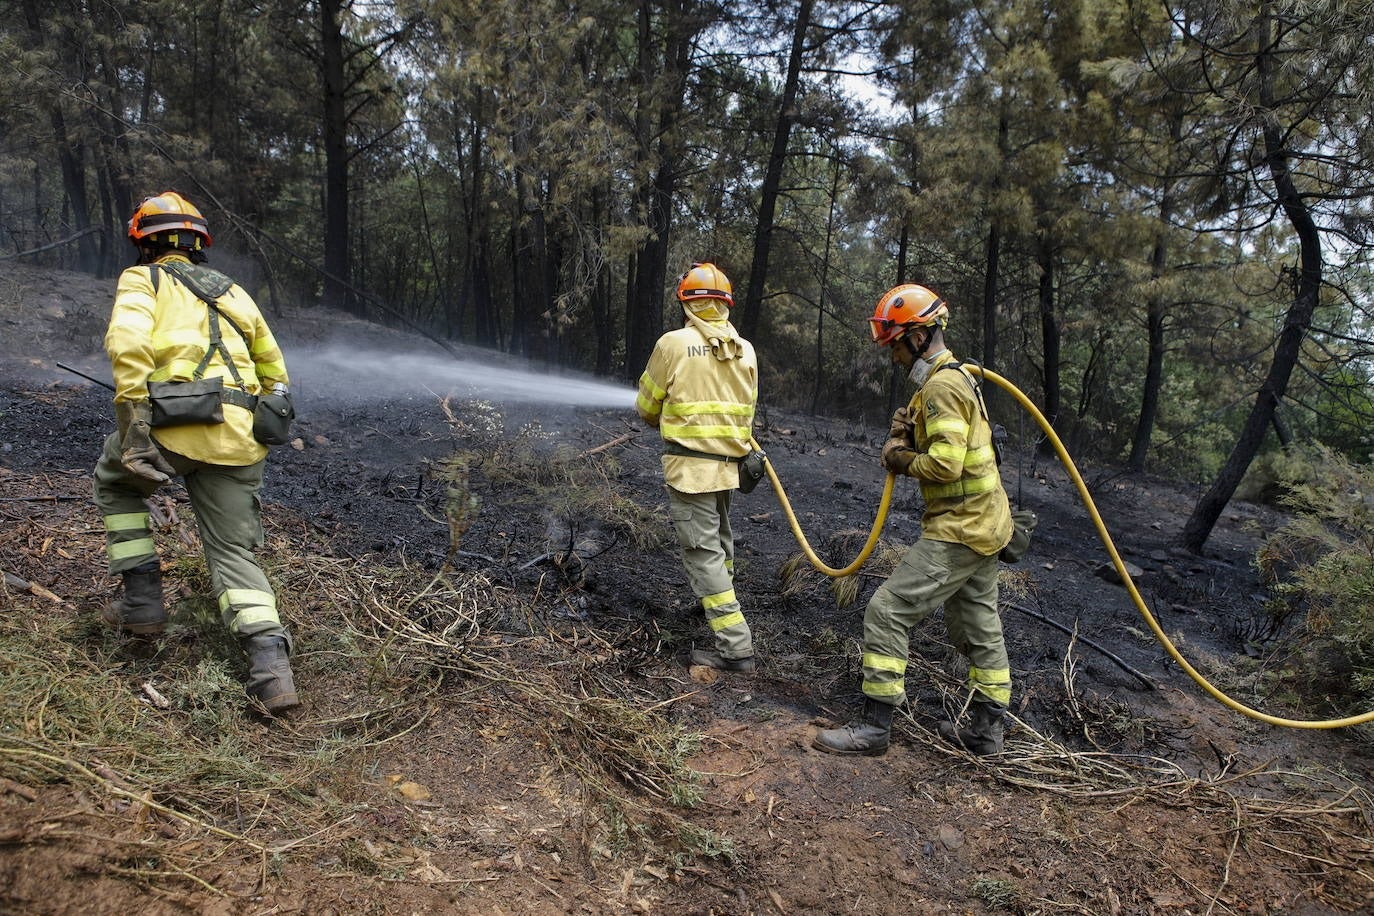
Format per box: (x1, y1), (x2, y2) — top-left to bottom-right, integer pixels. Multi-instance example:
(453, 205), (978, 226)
(2, 262), (1373, 915)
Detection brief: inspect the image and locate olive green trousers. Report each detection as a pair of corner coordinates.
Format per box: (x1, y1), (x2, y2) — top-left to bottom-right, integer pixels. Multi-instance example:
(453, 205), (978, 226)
(667, 486), (753, 659)
(861, 537), (1010, 708)
(93, 431), (284, 639)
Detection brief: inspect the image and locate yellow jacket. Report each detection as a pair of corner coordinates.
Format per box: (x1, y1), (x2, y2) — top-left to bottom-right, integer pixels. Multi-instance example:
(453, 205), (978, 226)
(636, 320), (758, 494)
(105, 254), (288, 466)
(906, 351), (1012, 556)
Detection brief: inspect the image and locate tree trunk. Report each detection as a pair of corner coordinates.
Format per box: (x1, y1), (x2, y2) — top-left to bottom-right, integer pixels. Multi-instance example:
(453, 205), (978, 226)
(1128, 111), (1183, 473)
(1037, 236), (1061, 434)
(887, 220), (912, 417)
(50, 112), (97, 274)
(811, 162), (840, 415)
(593, 184), (614, 376)
(320, 0), (353, 314)
(980, 114), (1008, 372)
(624, 0), (691, 379)
(413, 161), (449, 336)
(896, 224), (910, 286)
(510, 168), (547, 359)
(22, 1), (97, 273)
(459, 105), (497, 347)
(981, 223), (1001, 369)
(739, 0), (814, 341)
(1128, 301), (1166, 472)
(1129, 184), (1175, 473)
(90, 43), (134, 276)
(1181, 12), (1323, 552)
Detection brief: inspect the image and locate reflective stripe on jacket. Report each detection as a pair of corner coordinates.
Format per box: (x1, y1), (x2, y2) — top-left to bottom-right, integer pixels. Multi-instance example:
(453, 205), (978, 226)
(105, 254), (288, 466)
(907, 351), (1012, 556)
(637, 323), (758, 494)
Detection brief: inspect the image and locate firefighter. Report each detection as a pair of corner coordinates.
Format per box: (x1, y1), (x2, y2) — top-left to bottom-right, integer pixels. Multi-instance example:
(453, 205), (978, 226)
(94, 191), (300, 715)
(813, 284), (1013, 756)
(637, 263), (760, 671)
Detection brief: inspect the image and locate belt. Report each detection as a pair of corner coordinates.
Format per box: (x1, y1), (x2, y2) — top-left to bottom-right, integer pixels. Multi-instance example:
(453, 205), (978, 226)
(662, 440), (743, 463)
(221, 388), (258, 411)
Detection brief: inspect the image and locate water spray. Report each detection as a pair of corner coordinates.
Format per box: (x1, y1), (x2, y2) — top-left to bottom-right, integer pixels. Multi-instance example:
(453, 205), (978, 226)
(289, 345), (636, 409)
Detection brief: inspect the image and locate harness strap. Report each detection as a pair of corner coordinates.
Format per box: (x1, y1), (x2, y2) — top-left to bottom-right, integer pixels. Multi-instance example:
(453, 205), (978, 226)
(149, 263), (257, 411)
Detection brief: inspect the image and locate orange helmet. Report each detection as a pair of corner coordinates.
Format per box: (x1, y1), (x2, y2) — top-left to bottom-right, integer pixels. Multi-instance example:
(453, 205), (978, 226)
(127, 192), (212, 248)
(868, 284), (948, 346)
(676, 262), (733, 307)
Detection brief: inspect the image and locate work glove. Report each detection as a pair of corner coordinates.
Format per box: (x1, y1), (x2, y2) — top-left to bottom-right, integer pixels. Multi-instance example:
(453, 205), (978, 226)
(881, 436), (917, 475)
(115, 400), (176, 487)
(888, 406), (915, 444)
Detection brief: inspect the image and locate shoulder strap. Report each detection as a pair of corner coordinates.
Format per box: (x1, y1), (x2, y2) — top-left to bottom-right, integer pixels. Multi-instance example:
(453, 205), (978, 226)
(158, 260), (251, 390)
(940, 359), (1005, 466)
(159, 259), (235, 300)
(938, 360), (988, 418)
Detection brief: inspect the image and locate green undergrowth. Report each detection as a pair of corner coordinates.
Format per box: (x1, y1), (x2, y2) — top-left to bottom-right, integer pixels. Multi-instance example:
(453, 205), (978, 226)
(1256, 446), (1374, 719)
(448, 419), (668, 551)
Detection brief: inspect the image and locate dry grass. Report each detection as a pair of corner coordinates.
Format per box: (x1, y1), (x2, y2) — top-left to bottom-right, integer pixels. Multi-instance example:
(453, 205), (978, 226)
(779, 532), (906, 610)
(441, 405), (668, 553)
(331, 553), (732, 863)
(0, 455), (727, 903)
(900, 647), (1374, 913)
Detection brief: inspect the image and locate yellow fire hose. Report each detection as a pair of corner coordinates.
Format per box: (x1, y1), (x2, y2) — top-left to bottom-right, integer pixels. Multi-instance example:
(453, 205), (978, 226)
(757, 368), (1374, 730)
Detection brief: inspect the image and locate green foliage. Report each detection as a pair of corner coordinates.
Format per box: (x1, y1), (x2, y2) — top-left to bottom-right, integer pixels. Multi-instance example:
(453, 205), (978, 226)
(1257, 446), (1374, 708)
(456, 418), (669, 551)
(675, 824), (739, 864)
(0, 601), (332, 802)
(5, 0), (1374, 489)
(971, 875), (1021, 911)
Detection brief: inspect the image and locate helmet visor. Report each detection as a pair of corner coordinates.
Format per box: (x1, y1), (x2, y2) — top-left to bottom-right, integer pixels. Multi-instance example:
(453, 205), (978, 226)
(868, 316), (909, 344)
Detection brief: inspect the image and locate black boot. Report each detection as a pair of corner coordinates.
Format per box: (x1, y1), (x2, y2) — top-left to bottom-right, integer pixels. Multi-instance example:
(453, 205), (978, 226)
(812, 698), (894, 756)
(101, 561), (167, 635)
(938, 701), (1006, 755)
(243, 634), (300, 715)
(689, 648), (757, 672)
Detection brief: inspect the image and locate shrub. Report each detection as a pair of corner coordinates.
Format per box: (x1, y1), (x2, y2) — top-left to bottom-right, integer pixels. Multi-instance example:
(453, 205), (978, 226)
(1257, 446), (1374, 707)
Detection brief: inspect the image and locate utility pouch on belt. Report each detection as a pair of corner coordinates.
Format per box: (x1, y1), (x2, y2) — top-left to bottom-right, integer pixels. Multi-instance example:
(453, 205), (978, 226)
(148, 377), (226, 427)
(999, 508), (1038, 563)
(252, 391), (295, 446)
(737, 449), (767, 494)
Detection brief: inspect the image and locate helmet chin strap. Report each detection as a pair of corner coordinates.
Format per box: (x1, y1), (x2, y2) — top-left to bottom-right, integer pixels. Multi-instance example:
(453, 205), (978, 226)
(901, 328), (933, 360)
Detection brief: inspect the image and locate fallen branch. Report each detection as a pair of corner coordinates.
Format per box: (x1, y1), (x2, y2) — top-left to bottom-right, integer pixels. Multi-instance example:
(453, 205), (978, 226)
(0, 495), (85, 502)
(3, 571), (64, 604)
(0, 746), (267, 851)
(1004, 600), (1156, 690)
(142, 682), (172, 710)
(0, 227), (103, 261)
(578, 433), (637, 458)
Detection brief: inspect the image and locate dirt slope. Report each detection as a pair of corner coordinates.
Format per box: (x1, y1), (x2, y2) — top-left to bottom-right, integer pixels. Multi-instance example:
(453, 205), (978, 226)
(2, 263), (1372, 915)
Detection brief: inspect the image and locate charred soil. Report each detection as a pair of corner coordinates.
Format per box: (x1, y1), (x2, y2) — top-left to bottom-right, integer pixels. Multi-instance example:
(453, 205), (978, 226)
(2, 263), (1372, 915)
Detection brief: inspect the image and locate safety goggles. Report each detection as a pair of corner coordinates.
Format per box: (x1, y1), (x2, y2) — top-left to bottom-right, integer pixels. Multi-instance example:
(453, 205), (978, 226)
(868, 317), (916, 343)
